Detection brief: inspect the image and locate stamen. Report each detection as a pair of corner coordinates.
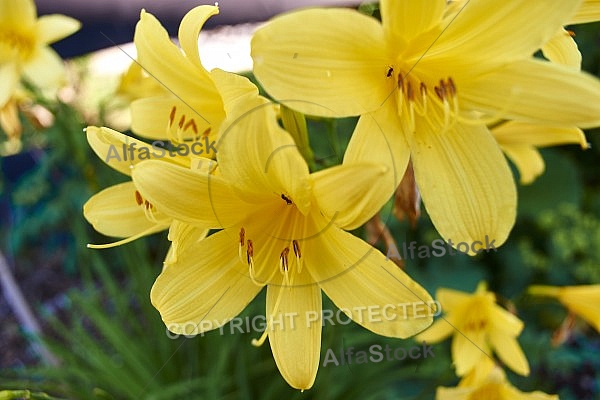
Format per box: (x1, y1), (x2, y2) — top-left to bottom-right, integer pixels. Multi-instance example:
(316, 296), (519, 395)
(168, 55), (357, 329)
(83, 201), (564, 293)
(238, 228), (245, 262)
(169, 106), (176, 127)
(134, 191), (143, 206)
(279, 247), (290, 274)
(281, 194), (293, 205)
(246, 239), (254, 266)
(251, 328), (269, 347)
(184, 119), (198, 135)
(406, 81), (414, 102)
(397, 73), (404, 91)
(293, 239), (303, 274)
(447, 77), (457, 97)
(202, 127), (211, 137)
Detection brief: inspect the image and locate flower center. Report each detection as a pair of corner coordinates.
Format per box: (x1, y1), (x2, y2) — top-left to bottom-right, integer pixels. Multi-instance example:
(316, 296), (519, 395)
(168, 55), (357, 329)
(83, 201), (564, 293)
(0, 28), (35, 60)
(392, 69), (460, 136)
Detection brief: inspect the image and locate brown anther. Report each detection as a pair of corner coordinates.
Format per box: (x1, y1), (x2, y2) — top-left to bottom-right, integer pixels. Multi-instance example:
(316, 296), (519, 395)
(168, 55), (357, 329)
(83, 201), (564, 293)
(406, 81), (414, 101)
(281, 194), (293, 205)
(239, 228), (245, 247)
(178, 115), (186, 129)
(144, 200), (151, 209)
(280, 247), (290, 271)
(434, 86), (444, 100)
(397, 73), (404, 91)
(134, 191), (143, 206)
(386, 66), (394, 78)
(439, 79), (447, 98)
(292, 240), (301, 258)
(169, 106), (177, 126)
(420, 82), (427, 97)
(246, 239), (254, 265)
(567, 30), (576, 38)
(202, 127), (211, 137)
(184, 119), (198, 134)
(447, 77), (457, 97)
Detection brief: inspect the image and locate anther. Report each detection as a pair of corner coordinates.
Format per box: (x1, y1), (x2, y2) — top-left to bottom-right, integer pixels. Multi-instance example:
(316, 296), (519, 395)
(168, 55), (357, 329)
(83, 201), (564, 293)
(134, 191), (143, 206)
(386, 66), (394, 78)
(239, 228), (245, 247)
(281, 194), (293, 205)
(420, 82), (427, 97)
(202, 127), (211, 137)
(406, 81), (415, 101)
(447, 77), (457, 97)
(397, 73), (404, 91)
(292, 240), (301, 258)
(169, 106), (176, 126)
(178, 115), (186, 129)
(434, 86), (444, 100)
(184, 119), (198, 134)
(280, 247), (290, 272)
(246, 239), (254, 265)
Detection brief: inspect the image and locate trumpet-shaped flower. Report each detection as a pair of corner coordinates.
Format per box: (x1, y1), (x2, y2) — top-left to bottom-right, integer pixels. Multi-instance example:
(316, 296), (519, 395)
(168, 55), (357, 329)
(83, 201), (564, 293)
(0, 0), (80, 107)
(132, 93), (434, 389)
(251, 0), (600, 251)
(436, 357), (558, 400)
(529, 284), (600, 333)
(129, 5), (226, 156)
(416, 282), (529, 377)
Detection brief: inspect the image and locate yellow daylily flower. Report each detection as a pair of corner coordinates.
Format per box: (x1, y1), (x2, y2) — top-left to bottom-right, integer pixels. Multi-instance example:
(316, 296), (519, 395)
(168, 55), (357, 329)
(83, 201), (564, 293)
(416, 282), (529, 377)
(129, 5), (227, 155)
(492, 121), (588, 184)
(116, 61), (164, 104)
(0, 0), (80, 107)
(437, 357), (558, 400)
(132, 95), (434, 390)
(252, 0), (600, 252)
(529, 284), (600, 333)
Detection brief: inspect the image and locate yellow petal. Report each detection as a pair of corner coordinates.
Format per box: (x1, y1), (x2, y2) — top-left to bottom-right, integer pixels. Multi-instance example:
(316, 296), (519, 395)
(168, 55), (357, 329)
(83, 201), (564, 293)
(178, 5), (219, 69)
(425, 0), (582, 67)
(0, 0), (36, 27)
(380, 0), (445, 45)
(22, 47), (65, 89)
(436, 387), (472, 400)
(131, 160), (245, 228)
(500, 144), (544, 185)
(542, 28), (581, 69)
(415, 317), (455, 343)
(343, 100), (411, 195)
(489, 304), (524, 336)
(217, 103), (311, 214)
(164, 221), (209, 269)
(266, 270), (321, 390)
(209, 68), (261, 118)
(560, 285), (600, 332)
(86, 126), (187, 175)
(151, 230), (262, 334)
(35, 14), (80, 45)
(0, 63), (18, 107)
(135, 10), (224, 125)
(492, 121), (588, 148)
(308, 227), (433, 338)
(451, 331), (488, 376)
(436, 288), (472, 312)
(251, 8), (390, 117)
(461, 59), (600, 129)
(569, 0), (600, 24)
(312, 162), (391, 230)
(83, 181), (169, 238)
(408, 121), (516, 252)
(488, 331), (530, 376)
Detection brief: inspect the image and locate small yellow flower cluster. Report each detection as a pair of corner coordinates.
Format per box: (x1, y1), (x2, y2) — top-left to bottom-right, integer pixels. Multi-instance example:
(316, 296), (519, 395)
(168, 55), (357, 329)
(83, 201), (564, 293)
(82, 0), (600, 392)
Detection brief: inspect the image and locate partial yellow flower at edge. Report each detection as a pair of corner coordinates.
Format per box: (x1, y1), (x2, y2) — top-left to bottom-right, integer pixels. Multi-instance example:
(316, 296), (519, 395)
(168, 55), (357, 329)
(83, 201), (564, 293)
(133, 97), (434, 390)
(416, 282), (530, 377)
(0, 0), (80, 107)
(569, 0), (600, 24)
(529, 285), (600, 333)
(252, 0), (600, 252)
(492, 121), (588, 184)
(437, 357), (558, 400)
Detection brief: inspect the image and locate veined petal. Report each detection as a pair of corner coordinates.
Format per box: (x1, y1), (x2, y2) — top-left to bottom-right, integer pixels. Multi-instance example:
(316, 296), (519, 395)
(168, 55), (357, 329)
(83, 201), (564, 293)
(560, 286), (600, 332)
(210, 68), (262, 118)
(179, 5), (219, 69)
(452, 331), (488, 376)
(408, 121), (516, 252)
(83, 181), (169, 238)
(0, 0), (36, 27)
(86, 126), (187, 175)
(461, 59), (600, 129)
(132, 160), (246, 228)
(344, 101), (411, 191)
(0, 63), (18, 107)
(151, 230), (262, 334)
(308, 227), (433, 338)
(380, 0), (445, 46)
(312, 162), (390, 230)
(217, 103), (311, 214)
(251, 8), (390, 117)
(164, 221), (209, 270)
(135, 10), (223, 124)
(488, 331), (530, 376)
(500, 144), (544, 185)
(425, 0), (582, 66)
(569, 0), (600, 24)
(415, 317), (455, 343)
(492, 121), (588, 148)
(22, 47), (65, 89)
(267, 270), (321, 390)
(35, 14), (80, 45)
(542, 29), (581, 69)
